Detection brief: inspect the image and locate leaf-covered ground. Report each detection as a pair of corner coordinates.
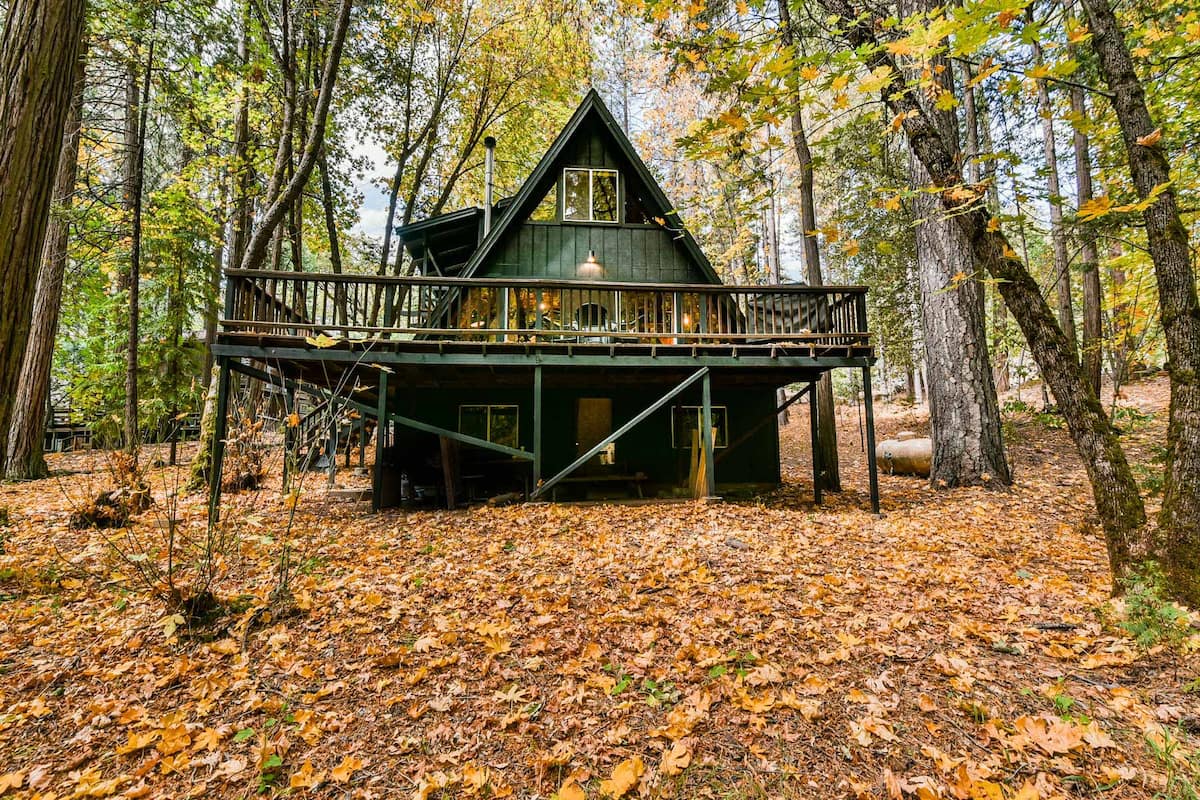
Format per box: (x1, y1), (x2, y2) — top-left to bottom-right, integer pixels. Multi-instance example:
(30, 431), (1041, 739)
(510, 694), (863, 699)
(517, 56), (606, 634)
(1, 376), (1197, 800)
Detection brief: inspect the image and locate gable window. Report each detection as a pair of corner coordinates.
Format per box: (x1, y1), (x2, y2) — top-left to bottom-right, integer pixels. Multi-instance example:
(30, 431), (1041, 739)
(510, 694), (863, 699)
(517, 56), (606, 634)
(671, 405), (729, 449)
(459, 405), (519, 449)
(562, 168), (619, 223)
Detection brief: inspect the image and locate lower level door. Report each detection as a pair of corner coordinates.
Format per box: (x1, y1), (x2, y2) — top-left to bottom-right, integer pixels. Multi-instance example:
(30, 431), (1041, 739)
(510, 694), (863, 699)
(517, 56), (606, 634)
(576, 397), (612, 473)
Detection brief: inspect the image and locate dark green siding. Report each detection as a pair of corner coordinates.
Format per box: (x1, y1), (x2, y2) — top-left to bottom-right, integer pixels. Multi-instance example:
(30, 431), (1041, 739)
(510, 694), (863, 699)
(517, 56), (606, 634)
(475, 117), (713, 285)
(382, 383), (780, 504)
(485, 222), (707, 283)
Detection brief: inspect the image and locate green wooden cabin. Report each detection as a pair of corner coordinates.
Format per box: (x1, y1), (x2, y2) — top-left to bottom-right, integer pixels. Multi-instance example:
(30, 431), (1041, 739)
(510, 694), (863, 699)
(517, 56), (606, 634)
(211, 90), (879, 510)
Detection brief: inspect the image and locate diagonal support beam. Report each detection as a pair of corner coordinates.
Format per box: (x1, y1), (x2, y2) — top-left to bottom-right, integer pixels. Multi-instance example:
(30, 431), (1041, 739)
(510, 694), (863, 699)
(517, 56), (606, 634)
(388, 412), (534, 462)
(531, 367), (710, 499)
(715, 384), (810, 465)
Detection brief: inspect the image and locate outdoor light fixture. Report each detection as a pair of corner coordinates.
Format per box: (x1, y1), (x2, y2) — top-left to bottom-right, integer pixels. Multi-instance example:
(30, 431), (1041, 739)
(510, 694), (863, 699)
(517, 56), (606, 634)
(577, 249), (604, 278)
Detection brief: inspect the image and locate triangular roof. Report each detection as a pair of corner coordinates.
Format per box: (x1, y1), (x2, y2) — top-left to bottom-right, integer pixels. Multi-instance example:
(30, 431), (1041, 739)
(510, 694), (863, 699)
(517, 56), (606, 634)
(457, 88), (722, 284)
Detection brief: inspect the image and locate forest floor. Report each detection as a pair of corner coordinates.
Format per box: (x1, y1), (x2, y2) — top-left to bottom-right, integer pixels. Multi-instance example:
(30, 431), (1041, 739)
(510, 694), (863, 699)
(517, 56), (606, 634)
(1, 374), (1198, 800)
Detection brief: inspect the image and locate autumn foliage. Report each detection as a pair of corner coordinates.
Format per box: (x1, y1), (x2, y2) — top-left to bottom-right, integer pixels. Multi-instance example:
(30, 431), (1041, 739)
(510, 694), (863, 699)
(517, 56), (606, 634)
(0, 377), (1195, 799)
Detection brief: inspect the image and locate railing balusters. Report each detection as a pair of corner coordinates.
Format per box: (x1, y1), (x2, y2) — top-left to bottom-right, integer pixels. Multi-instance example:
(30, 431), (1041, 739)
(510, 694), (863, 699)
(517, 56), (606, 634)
(219, 270), (870, 352)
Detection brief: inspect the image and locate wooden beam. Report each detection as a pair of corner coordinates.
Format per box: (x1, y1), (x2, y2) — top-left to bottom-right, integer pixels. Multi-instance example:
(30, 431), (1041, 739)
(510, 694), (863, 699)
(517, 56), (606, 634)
(700, 370), (716, 498)
(212, 343), (872, 372)
(531, 367), (709, 499)
(388, 412), (533, 461)
(208, 358), (231, 524)
(533, 365), (543, 487)
(810, 380), (822, 506)
(862, 366), (880, 514)
(372, 369), (388, 512)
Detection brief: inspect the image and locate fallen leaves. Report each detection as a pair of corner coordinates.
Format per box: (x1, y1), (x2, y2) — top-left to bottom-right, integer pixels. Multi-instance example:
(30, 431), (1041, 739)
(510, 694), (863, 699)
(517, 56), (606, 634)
(598, 756), (645, 798)
(0, 379), (1190, 799)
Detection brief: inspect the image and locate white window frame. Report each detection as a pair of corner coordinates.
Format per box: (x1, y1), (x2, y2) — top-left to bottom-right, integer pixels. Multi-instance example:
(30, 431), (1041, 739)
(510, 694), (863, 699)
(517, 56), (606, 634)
(561, 167), (620, 223)
(458, 404), (520, 447)
(670, 405), (729, 449)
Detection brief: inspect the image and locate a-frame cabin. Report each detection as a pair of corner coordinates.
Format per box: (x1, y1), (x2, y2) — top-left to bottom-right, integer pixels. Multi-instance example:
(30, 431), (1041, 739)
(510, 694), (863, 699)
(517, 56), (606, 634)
(212, 90), (879, 510)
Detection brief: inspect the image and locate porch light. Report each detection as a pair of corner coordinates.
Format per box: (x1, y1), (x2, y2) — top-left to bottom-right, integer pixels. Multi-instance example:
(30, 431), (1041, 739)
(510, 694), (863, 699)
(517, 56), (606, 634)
(577, 249), (604, 278)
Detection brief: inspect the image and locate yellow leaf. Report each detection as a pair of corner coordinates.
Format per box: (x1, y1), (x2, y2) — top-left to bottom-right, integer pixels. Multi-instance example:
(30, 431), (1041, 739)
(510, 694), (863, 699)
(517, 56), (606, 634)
(598, 756), (644, 798)
(557, 781), (586, 800)
(0, 772), (24, 793)
(117, 730), (159, 754)
(831, 74), (850, 92)
(800, 65), (820, 81)
(1136, 128), (1162, 147)
(659, 740), (692, 776)
(1066, 24), (1089, 44)
(289, 760), (325, 789)
(331, 758), (362, 782)
(986, 216), (1000, 233)
(1077, 195), (1113, 221)
(305, 333), (339, 348)
(736, 0), (748, 13)
(935, 89), (957, 111)
(286, 412), (301, 428)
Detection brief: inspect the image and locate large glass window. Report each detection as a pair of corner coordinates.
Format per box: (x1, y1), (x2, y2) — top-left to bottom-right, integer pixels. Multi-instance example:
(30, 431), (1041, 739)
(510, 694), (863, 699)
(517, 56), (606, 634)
(671, 405), (729, 449)
(562, 168), (619, 223)
(459, 405), (519, 449)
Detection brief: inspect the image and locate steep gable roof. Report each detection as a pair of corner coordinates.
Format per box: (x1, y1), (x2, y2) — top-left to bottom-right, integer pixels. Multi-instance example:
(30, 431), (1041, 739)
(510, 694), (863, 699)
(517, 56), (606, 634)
(458, 88), (722, 284)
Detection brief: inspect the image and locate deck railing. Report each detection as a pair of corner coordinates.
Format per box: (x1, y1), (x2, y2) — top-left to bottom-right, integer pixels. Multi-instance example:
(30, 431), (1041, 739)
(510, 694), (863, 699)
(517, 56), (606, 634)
(222, 269), (870, 348)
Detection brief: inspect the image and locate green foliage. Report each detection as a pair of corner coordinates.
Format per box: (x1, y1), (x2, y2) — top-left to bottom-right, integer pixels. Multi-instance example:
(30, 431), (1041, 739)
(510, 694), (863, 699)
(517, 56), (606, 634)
(1117, 562), (1189, 652)
(1144, 727), (1200, 800)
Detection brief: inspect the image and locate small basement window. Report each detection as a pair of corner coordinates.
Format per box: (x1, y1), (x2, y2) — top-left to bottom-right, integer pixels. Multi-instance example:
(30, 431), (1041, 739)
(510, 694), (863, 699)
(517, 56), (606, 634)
(671, 405), (729, 449)
(459, 405), (519, 449)
(562, 168), (619, 223)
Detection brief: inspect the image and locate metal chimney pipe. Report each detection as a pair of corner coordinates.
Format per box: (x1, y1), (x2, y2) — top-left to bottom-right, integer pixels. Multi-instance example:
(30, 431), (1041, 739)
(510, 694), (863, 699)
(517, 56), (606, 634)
(483, 135), (496, 234)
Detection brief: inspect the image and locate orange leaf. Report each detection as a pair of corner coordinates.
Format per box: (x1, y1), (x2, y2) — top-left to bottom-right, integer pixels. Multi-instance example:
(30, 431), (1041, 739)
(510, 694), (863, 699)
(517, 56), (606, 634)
(1136, 128), (1162, 147)
(598, 756), (644, 798)
(659, 740), (692, 776)
(331, 755), (364, 783)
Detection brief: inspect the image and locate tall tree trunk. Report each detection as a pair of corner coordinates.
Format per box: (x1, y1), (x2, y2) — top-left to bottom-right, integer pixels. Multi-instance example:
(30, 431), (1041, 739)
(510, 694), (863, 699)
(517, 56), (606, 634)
(5, 40), (86, 480)
(228, 0), (253, 271)
(977, 94), (1010, 392)
(1030, 13), (1079, 361)
(820, 0), (1148, 584)
(125, 27), (155, 458)
(238, 0), (352, 272)
(1070, 85), (1103, 398)
(904, 8), (1010, 487)
(319, 146), (348, 326)
(777, 0), (841, 491)
(1082, 0), (1200, 605)
(0, 0), (86, 461)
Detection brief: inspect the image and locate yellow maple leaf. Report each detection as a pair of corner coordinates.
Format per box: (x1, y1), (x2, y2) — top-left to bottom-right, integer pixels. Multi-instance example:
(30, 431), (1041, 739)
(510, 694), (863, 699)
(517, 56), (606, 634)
(1077, 195), (1113, 221)
(0, 772), (24, 793)
(800, 65), (820, 81)
(659, 740), (692, 776)
(598, 756), (644, 798)
(286, 412), (301, 428)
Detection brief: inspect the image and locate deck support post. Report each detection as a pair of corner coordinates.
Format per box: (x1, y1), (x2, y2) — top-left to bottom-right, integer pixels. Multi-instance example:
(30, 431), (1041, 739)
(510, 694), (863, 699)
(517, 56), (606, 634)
(208, 358), (231, 524)
(283, 383), (296, 488)
(533, 365), (543, 490)
(372, 370), (388, 512)
(809, 380), (822, 506)
(700, 370), (716, 499)
(862, 365), (880, 514)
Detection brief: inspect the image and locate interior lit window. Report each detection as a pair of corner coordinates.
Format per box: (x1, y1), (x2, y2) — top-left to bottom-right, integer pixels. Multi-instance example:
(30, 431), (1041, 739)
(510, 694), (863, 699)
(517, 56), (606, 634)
(562, 168), (619, 223)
